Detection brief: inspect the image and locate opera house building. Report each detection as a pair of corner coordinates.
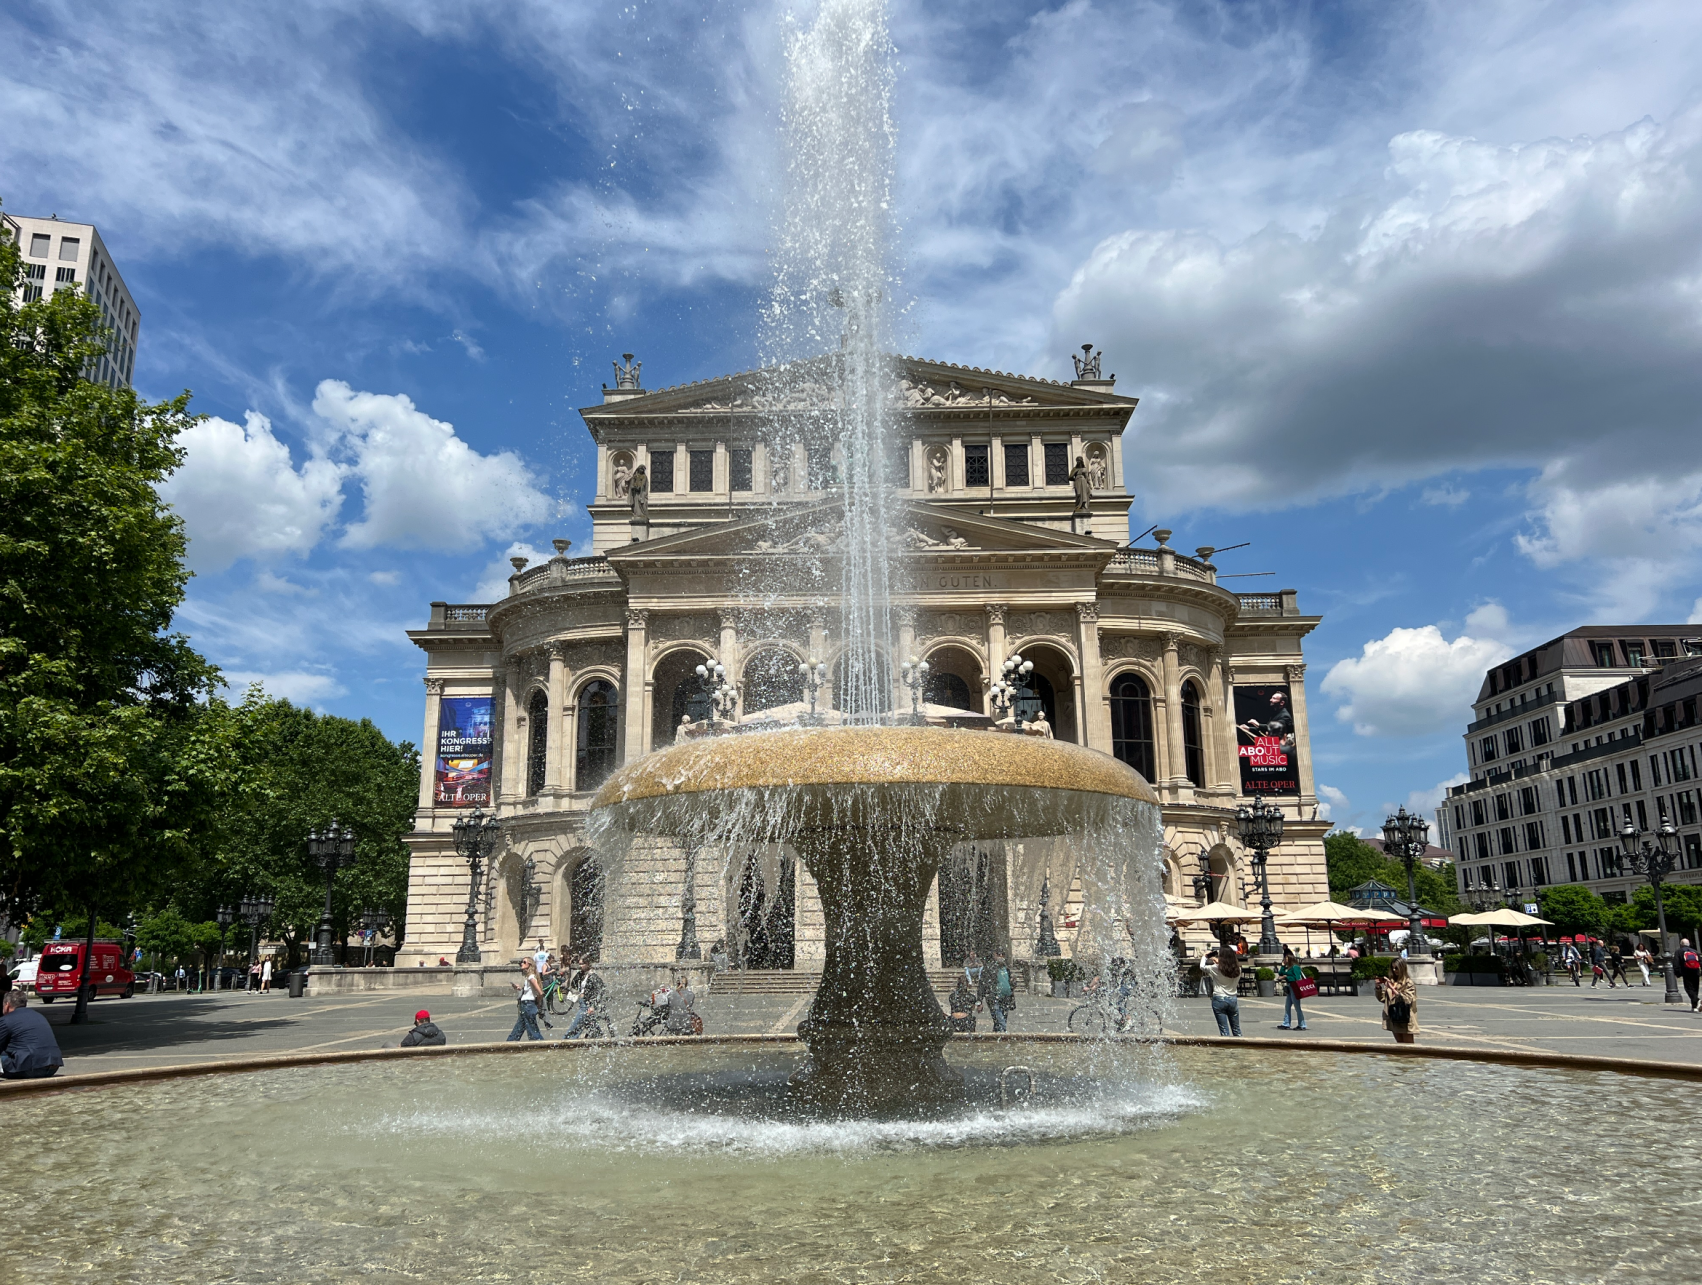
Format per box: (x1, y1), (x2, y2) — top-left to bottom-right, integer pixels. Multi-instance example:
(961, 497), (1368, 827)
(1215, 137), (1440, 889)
(396, 355), (1328, 975)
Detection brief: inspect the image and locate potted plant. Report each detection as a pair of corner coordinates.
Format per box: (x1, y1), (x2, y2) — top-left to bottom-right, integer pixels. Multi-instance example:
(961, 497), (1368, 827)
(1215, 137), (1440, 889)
(1046, 957), (1084, 997)
(1255, 966), (1276, 997)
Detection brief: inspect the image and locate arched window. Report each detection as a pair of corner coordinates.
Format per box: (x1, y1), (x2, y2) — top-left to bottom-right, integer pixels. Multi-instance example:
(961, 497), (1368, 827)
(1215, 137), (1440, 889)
(1182, 680), (1205, 787)
(924, 671), (974, 711)
(526, 689), (548, 796)
(576, 681), (618, 793)
(1110, 673), (1157, 781)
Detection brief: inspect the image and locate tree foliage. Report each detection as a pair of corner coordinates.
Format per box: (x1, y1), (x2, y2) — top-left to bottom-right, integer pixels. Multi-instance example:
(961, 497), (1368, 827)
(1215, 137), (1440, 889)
(1538, 884), (1608, 935)
(1324, 830), (1460, 916)
(0, 207), (226, 922)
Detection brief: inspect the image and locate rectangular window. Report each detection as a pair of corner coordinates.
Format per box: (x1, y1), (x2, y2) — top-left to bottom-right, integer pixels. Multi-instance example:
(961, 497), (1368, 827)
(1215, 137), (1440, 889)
(729, 448), (753, 492)
(1680, 790), (1699, 827)
(963, 444), (989, 487)
(58, 237), (79, 261)
(1495, 794), (1511, 821)
(1636, 799), (1648, 830)
(1454, 804), (1465, 830)
(1530, 856), (1547, 885)
(1530, 716), (1551, 747)
(1003, 441), (1030, 487)
(1504, 860), (1522, 889)
(1500, 826), (1517, 855)
(1617, 763), (1630, 794)
(1504, 726), (1523, 755)
(1525, 820), (1543, 850)
(1519, 786), (1538, 816)
(1585, 770), (1606, 801)
(54, 265), (76, 283)
(648, 449), (674, 493)
(22, 284), (42, 302)
(688, 449), (714, 492)
(1631, 759), (1642, 791)
(1686, 834), (1702, 870)
(1479, 736), (1498, 763)
(1471, 799), (1486, 827)
(1567, 777), (1578, 806)
(22, 263), (44, 280)
(1671, 751), (1693, 784)
(1043, 442), (1070, 486)
(1651, 756), (1662, 787)
(1474, 832), (1490, 861)
(29, 233), (50, 257)
(1623, 639), (1646, 666)
(1592, 641), (1616, 667)
(1562, 814), (1573, 844)
(1567, 852), (1579, 881)
(1592, 807), (1612, 840)
(1600, 848), (1624, 878)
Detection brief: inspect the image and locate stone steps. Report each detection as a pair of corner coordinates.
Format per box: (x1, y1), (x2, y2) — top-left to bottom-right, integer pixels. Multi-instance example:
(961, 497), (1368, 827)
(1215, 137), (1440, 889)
(709, 968), (963, 995)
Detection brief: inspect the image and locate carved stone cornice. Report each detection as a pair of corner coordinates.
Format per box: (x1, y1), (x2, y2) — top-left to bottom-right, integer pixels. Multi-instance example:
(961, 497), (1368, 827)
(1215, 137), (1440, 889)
(625, 608), (649, 631)
(423, 676), (445, 695)
(1285, 663), (1307, 683)
(1162, 631), (1182, 653)
(985, 603), (1007, 627)
(1075, 602), (1100, 624)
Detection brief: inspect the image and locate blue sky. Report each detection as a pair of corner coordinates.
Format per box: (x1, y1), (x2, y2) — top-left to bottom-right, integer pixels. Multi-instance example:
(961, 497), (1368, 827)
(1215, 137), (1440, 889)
(6, 0), (1702, 834)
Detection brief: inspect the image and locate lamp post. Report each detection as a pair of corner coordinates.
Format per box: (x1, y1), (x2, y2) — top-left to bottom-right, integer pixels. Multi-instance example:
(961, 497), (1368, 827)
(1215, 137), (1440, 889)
(1035, 875), (1062, 957)
(1235, 794), (1286, 959)
(676, 846), (702, 961)
(239, 894), (276, 984)
(798, 658), (828, 723)
(1620, 817), (1684, 1005)
(306, 824), (357, 966)
(359, 907), (391, 966)
(899, 655), (931, 719)
(215, 904), (234, 989)
(452, 807), (502, 965)
(1382, 806), (1434, 960)
(989, 653), (1034, 730)
(694, 661), (738, 723)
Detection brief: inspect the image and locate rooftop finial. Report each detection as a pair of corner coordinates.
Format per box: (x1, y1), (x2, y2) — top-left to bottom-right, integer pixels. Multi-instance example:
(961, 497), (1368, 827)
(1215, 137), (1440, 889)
(613, 352), (642, 390)
(1072, 344), (1102, 381)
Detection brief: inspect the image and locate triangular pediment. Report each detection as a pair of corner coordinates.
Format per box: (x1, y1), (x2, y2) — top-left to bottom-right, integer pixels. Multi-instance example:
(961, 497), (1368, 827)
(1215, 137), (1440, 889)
(582, 354), (1137, 425)
(606, 497), (1115, 565)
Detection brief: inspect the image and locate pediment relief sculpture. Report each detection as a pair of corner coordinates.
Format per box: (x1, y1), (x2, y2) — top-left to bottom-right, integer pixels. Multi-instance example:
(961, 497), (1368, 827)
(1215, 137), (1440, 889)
(896, 377), (1036, 408)
(1100, 634), (1163, 662)
(1007, 610), (1074, 640)
(917, 611), (982, 640)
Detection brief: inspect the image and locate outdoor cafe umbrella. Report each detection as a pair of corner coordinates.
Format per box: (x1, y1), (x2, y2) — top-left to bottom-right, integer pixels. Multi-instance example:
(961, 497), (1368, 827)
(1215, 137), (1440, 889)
(1170, 900), (1271, 947)
(1451, 908), (1552, 967)
(1275, 900), (1404, 957)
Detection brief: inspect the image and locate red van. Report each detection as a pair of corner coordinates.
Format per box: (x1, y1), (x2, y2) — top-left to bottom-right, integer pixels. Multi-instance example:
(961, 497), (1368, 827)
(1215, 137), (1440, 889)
(35, 941), (135, 1003)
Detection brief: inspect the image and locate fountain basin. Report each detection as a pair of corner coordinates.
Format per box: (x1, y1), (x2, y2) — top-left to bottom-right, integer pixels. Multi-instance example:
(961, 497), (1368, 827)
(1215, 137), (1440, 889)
(589, 726), (1160, 1106)
(9, 1042), (1700, 1282)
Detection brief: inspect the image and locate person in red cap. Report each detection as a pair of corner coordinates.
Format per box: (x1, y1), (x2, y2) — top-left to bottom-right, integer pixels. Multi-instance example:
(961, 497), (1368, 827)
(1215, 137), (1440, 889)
(399, 1009), (446, 1047)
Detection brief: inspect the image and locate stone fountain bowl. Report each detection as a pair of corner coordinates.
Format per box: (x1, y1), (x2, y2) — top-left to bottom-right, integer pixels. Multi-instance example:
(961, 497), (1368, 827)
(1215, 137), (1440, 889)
(587, 725), (1160, 1107)
(588, 724), (1159, 841)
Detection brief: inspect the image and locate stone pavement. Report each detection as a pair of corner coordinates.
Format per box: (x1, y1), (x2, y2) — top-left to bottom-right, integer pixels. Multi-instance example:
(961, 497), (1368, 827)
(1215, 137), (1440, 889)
(20, 976), (1702, 1076)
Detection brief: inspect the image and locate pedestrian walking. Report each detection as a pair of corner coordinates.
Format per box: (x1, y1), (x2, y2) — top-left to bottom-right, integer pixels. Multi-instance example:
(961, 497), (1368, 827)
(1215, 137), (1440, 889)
(1277, 948), (1309, 1031)
(1589, 940), (1607, 987)
(175, 965), (187, 992)
(1377, 959), (1419, 1044)
(1202, 949), (1242, 1037)
(1678, 938), (1702, 1012)
(977, 949), (1015, 1033)
(248, 960), (261, 992)
(1635, 942), (1654, 986)
(400, 1008), (447, 1047)
(260, 958), (273, 993)
(1607, 944), (1630, 988)
(562, 955), (607, 1039)
(507, 958), (545, 1041)
(0, 991), (63, 1079)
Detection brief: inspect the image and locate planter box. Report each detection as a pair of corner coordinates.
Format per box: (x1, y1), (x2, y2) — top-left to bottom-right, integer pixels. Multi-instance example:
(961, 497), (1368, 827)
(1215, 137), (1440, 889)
(1257, 979), (1276, 997)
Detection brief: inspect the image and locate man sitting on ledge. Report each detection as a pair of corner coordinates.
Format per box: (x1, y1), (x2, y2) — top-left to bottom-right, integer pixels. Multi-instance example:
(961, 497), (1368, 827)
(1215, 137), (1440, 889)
(0, 991), (63, 1079)
(399, 1009), (447, 1047)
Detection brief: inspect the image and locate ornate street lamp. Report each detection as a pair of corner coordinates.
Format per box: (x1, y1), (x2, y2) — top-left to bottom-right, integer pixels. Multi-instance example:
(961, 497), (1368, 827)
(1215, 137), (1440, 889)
(239, 894), (276, 982)
(989, 653), (1034, 729)
(1620, 817), (1684, 1005)
(797, 657), (829, 722)
(1382, 806), (1434, 960)
(452, 807), (502, 965)
(1034, 875), (1062, 957)
(899, 655), (931, 718)
(1235, 794), (1286, 958)
(695, 661), (738, 722)
(676, 846), (702, 961)
(306, 823), (357, 966)
(359, 906), (391, 966)
(214, 903), (235, 989)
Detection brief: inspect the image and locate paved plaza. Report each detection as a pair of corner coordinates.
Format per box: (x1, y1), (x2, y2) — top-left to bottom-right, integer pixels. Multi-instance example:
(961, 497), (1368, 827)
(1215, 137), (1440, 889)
(23, 978), (1702, 1076)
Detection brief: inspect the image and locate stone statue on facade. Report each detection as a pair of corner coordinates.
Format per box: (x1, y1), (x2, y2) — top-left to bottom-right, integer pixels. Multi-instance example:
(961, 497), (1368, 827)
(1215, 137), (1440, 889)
(1086, 447), (1108, 492)
(629, 464), (649, 524)
(613, 352), (641, 390)
(1070, 455), (1092, 515)
(926, 446), (948, 493)
(1072, 344), (1102, 380)
(611, 453), (633, 500)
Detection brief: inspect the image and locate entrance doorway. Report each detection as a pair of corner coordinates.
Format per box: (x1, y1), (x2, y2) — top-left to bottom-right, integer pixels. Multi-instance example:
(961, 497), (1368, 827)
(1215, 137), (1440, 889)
(737, 849), (795, 969)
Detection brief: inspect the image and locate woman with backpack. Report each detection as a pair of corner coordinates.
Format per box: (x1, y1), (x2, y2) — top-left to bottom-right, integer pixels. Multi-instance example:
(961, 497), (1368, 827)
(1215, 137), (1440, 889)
(1377, 958), (1418, 1044)
(1679, 939), (1702, 1012)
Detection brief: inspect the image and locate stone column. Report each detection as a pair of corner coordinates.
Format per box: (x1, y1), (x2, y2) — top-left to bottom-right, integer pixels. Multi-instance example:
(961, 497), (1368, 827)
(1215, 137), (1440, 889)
(718, 610), (740, 718)
(1286, 663), (1317, 803)
(418, 677), (444, 811)
(1206, 647), (1234, 793)
(623, 609), (649, 764)
(895, 606), (917, 712)
(499, 663), (524, 800)
(545, 644), (568, 791)
(809, 608), (828, 665)
(984, 604), (1007, 708)
(1161, 632), (1188, 791)
(1075, 603), (1107, 751)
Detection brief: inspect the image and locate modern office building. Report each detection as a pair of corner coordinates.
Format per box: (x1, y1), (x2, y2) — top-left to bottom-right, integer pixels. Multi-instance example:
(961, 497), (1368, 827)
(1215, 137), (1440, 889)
(4, 214), (140, 389)
(1442, 627), (1702, 907)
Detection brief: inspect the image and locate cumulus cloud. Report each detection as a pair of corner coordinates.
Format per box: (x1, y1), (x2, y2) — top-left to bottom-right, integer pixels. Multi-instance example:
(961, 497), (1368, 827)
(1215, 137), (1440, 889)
(220, 669), (347, 704)
(1403, 774), (1469, 822)
(159, 412), (343, 573)
(1421, 486), (1469, 509)
(1321, 612), (1514, 737)
(313, 380), (552, 552)
(472, 541), (550, 603)
(1317, 783), (1350, 822)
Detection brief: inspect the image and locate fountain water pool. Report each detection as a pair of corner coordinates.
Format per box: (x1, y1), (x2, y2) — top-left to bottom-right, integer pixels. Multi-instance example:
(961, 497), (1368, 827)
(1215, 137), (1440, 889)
(9, 1043), (1702, 1282)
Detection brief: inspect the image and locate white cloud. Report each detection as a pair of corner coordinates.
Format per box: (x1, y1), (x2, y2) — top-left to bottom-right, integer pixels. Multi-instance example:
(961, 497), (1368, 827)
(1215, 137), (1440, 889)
(368, 570), (402, 586)
(1404, 774), (1469, 822)
(472, 541), (550, 604)
(220, 669), (347, 705)
(159, 412), (343, 573)
(254, 571), (313, 596)
(312, 380), (553, 552)
(1691, 597), (1702, 626)
(1316, 783), (1350, 822)
(1421, 486), (1469, 509)
(1321, 617), (1513, 737)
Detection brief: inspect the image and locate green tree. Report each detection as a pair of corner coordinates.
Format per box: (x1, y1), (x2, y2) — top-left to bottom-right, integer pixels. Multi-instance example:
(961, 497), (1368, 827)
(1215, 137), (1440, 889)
(1324, 830), (1460, 917)
(1538, 885), (1608, 936)
(135, 906), (201, 967)
(1630, 883), (1702, 944)
(182, 691), (418, 965)
(0, 205), (226, 933)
